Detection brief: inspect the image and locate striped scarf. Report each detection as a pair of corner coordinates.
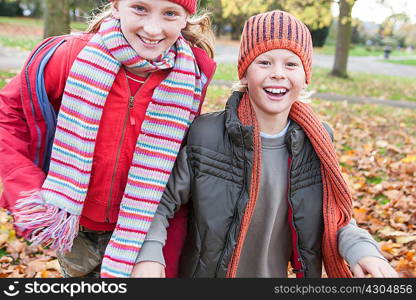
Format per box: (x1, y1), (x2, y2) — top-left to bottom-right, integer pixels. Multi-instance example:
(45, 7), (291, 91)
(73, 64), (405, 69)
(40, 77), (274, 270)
(227, 93), (353, 278)
(14, 17), (202, 278)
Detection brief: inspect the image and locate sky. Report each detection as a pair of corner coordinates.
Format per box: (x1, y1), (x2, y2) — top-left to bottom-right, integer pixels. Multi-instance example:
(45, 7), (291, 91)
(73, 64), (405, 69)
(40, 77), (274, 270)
(332, 0), (416, 24)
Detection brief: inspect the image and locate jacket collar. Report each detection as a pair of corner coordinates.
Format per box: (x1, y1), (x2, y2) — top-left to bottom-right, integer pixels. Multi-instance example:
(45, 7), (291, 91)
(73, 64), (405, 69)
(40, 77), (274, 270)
(224, 91), (306, 155)
(285, 121), (305, 157)
(225, 91), (244, 126)
(224, 91), (254, 151)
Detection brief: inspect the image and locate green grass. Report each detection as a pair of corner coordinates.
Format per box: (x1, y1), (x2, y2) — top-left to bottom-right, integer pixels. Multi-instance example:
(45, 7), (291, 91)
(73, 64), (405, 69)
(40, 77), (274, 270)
(365, 176), (383, 185)
(0, 17), (88, 51)
(0, 36), (41, 51)
(70, 21), (89, 32)
(375, 194), (390, 205)
(310, 67), (416, 102)
(203, 85), (230, 113)
(314, 44), (416, 57)
(212, 63), (416, 102)
(0, 16), (88, 30)
(383, 59), (416, 66)
(0, 247), (7, 258)
(315, 45), (383, 56)
(0, 16), (43, 27)
(0, 71), (17, 89)
(213, 63), (237, 81)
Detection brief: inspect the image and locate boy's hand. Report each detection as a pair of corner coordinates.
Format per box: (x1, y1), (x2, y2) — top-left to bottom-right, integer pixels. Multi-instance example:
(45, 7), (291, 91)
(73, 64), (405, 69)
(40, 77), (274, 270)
(352, 257), (399, 278)
(131, 261), (165, 278)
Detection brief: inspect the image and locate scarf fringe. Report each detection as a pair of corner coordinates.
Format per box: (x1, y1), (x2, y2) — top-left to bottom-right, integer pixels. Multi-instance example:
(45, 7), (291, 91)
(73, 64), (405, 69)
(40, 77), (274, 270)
(14, 190), (79, 253)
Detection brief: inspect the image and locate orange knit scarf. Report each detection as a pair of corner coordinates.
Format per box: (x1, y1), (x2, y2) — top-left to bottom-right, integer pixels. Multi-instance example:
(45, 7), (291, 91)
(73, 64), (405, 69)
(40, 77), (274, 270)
(226, 93), (353, 278)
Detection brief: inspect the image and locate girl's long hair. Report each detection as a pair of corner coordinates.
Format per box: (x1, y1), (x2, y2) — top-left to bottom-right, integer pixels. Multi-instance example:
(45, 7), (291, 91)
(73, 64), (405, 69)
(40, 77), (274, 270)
(86, 3), (215, 58)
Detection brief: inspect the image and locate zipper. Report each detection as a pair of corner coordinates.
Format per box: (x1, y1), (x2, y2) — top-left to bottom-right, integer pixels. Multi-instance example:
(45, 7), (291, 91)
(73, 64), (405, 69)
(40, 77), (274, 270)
(286, 156), (306, 277)
(215, 125), (247, 277)
(105, 69), (149, 222)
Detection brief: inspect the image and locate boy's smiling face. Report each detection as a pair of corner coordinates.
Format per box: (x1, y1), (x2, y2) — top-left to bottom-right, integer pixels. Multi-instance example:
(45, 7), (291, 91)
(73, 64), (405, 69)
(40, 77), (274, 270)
(241, 49), (306, 123)
(112, 0), (187, 60)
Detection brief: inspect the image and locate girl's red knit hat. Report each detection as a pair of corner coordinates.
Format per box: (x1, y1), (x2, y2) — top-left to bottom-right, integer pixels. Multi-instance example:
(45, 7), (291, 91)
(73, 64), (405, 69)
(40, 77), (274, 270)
(238, 10), (313, 84)
(108, 0), (197, 14)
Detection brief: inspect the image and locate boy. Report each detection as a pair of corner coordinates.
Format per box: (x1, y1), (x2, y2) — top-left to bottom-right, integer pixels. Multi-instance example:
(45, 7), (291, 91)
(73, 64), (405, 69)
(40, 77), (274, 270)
(133, 10), (398, 278)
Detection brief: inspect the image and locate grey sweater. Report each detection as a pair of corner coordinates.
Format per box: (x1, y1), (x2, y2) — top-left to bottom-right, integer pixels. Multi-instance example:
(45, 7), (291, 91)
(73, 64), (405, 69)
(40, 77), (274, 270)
(235, 128), (291, 277)
(136, 124), (386, 276)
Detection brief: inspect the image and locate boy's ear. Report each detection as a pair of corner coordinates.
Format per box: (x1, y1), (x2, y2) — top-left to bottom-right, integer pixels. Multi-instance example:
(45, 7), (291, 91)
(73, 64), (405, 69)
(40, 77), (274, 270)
(301, 79), (307, 90)
(240, 75), (248, 85)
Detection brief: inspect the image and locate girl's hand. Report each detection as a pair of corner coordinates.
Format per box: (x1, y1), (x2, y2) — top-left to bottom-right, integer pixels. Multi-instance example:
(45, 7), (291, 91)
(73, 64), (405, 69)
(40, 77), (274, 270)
(352, 257), (399, 278)
(131, 261), (166, 278)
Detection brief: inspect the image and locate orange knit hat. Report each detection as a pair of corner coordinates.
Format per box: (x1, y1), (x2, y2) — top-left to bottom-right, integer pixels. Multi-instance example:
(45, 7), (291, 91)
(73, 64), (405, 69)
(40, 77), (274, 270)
(238, 10), (313, 83)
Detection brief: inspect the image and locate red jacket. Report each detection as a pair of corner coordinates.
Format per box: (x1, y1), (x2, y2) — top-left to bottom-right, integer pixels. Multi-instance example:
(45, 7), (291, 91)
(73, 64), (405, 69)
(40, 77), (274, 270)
(0, 33), (216, 277)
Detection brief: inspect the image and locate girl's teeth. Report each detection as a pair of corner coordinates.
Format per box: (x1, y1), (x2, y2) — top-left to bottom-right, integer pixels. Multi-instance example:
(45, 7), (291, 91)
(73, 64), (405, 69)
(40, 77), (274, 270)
(141, 37), (160, 45)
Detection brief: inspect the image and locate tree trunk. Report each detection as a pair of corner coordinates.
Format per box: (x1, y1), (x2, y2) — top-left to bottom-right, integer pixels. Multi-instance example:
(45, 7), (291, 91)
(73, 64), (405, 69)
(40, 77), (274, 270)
(43, 0), (70, 39)
(331, 0), (355, 78)
(230, 17), (245, 40)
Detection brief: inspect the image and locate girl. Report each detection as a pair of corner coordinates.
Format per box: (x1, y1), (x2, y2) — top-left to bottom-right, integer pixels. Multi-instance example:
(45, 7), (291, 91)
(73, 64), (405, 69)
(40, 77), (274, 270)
(0, 0), (216, 278)
(134, 10), (398, 278)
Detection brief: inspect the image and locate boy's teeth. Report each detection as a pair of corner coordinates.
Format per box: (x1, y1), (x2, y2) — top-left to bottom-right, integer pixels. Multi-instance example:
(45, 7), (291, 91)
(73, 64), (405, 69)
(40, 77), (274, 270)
(265, 88), (287, 94)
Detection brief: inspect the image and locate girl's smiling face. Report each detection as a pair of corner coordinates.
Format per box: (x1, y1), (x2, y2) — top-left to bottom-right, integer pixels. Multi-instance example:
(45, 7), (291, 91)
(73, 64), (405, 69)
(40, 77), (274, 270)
(112, 0), (188, 60)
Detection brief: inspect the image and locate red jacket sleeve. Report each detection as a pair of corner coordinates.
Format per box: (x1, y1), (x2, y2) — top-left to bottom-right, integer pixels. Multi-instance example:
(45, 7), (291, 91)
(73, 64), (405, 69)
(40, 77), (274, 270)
(0, 36), (86, 212)
(0, 74), (46, 211)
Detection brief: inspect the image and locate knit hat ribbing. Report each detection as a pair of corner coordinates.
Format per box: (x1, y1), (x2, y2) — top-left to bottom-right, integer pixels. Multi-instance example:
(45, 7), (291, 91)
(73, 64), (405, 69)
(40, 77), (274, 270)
(169, 0), (197, 14)
(109, 0), (197, 14)
(238, 10), (313, 84)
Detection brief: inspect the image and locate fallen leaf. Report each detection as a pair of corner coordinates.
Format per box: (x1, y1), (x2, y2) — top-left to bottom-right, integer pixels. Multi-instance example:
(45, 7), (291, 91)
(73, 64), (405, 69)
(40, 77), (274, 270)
(45, 259), (60, 272)
(380, 241), (402, 255)
(41, 270), (49, 278)
(382, 190), (402, 202)
(386, 145), (402, 153)
(26, 258), (49, 275)
(376, 140), (388, 148)
(0, 256), (13, 263)
(406, 251), (414, 261)
(353, 207), (368, 223)
(378, 226), (406, 238)
(395, 236), (416, 244)
(0, 233), (8, 247)
(6, 239), (25, 254)
(401, 155), (416, 163)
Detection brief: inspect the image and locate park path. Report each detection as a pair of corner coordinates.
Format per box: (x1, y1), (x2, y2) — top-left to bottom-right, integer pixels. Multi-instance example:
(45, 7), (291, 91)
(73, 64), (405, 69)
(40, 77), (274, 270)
(1, 43), (415, 109)
(2, 42), (416, 78)
(312, 54), (416, 78)
(0, 46), (29, 71)
(216, 43), (416, 78)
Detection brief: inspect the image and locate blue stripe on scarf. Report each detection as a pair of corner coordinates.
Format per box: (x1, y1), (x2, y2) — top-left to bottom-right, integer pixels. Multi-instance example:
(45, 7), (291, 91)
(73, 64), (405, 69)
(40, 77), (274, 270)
(66, 78), (108, 98)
